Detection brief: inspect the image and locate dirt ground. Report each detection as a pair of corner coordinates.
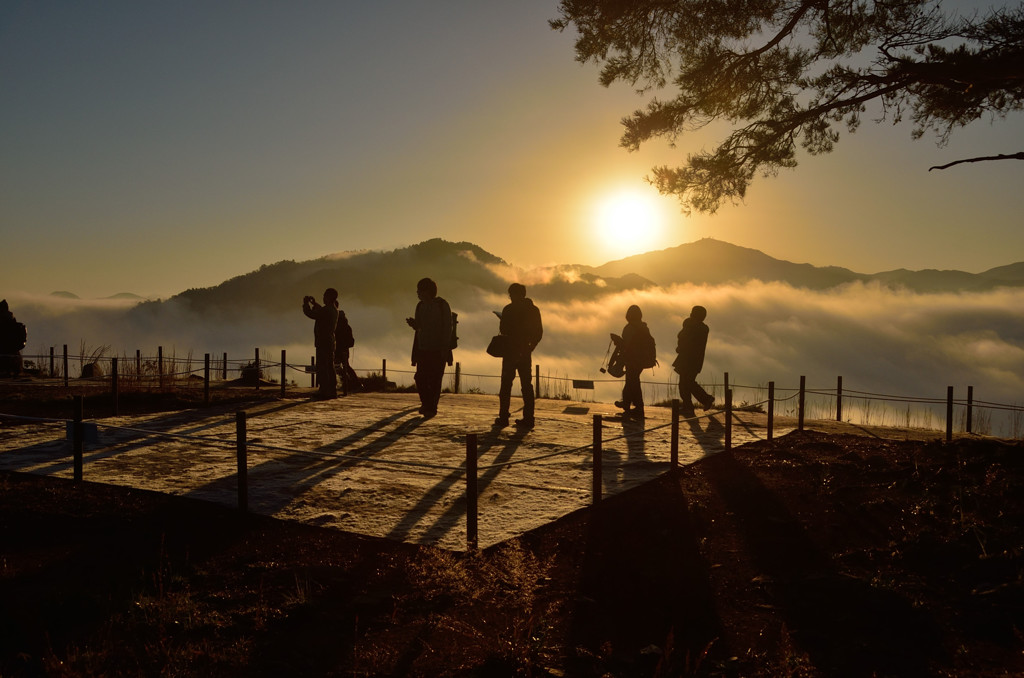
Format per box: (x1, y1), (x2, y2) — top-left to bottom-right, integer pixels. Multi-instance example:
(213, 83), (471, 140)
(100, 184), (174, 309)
(1, 384), (1022, 676)
(0, 379), (804, 550)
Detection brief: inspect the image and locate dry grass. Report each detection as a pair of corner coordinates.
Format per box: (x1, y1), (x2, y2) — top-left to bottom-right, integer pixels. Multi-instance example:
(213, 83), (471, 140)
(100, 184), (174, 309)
(0, 389), (1022, 677)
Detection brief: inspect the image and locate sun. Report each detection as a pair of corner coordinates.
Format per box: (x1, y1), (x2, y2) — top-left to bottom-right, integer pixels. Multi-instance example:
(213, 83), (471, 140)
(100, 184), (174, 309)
(594, 188), (664, 258)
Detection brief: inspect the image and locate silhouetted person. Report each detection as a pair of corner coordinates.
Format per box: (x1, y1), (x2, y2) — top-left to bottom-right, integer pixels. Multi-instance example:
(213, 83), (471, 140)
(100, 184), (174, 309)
(494, 283), (543, 428)
(303, 288), (339, 399)
(613, 304), (654, 419)
(334, 308), (361, 395)
(673, 305), (714, 417)
(0, 299), (26, 378)
(406, 277), (452, 419)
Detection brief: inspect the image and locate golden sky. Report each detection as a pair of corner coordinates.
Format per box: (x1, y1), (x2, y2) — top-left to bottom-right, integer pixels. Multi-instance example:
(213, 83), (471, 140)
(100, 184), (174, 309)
(2, 1), (1022, 298)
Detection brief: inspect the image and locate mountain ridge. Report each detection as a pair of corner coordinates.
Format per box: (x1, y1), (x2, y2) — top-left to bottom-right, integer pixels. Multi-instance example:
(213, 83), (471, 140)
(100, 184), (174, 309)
(587, 238), (1024, 292)
(87, 238), (1023, 317)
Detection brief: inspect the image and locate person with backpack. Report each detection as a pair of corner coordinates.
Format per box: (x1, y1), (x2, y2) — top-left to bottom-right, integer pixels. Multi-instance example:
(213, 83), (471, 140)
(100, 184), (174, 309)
(406, 277), (453, 419)
(673, 305), (715, 418)
(0, 299), (26, 378)
(494, 283), (543, 429)
(302, 288), (339, 399)
(334, 308), (361, 395)
(613, 304), (656, 419)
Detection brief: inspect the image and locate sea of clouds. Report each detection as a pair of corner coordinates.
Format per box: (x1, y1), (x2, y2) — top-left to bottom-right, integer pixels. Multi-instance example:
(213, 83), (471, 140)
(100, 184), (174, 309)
(8, 280), (1023, 435)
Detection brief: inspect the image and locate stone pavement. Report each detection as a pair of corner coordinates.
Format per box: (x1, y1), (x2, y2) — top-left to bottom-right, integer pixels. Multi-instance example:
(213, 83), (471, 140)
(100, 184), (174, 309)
(0, 392), (790, 550)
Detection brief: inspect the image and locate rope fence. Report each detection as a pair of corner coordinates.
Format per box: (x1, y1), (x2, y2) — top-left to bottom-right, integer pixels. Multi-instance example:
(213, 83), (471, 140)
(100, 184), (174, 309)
(0, 391), (730, 550)
(10, 346), (1024, 439)
(3, 359), (1020, 549)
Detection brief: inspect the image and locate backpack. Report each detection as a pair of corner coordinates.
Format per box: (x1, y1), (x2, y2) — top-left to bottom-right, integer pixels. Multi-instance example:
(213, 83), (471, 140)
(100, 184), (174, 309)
(526, 304), (543, 347)
(639, 330), (657, 369)
(1, 322), (26, 353)
(335, 311), (354, 349)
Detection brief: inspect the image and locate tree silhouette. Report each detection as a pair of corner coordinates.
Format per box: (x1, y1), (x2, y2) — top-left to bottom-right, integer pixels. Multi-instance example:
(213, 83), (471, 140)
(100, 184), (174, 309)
(551, 0), (1024, 213)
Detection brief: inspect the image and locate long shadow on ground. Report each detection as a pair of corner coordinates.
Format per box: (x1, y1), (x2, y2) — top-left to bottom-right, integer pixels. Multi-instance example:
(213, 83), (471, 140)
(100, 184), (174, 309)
(543, 472), (723, 676)
(701, 448), (947, 677)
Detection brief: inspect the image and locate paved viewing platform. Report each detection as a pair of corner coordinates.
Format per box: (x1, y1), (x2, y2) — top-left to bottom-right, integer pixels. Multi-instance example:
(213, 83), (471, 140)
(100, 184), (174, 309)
(4, 391), (802, 549)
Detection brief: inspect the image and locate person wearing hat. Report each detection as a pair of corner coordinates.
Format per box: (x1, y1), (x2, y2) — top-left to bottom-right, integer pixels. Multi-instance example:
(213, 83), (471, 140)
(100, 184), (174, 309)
(673, 305), (715, 418)
(613, 304), (653, 419)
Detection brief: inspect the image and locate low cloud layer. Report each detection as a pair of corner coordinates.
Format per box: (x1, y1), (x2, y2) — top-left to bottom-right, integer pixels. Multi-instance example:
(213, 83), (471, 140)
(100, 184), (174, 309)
(8, 282), (1023, 426)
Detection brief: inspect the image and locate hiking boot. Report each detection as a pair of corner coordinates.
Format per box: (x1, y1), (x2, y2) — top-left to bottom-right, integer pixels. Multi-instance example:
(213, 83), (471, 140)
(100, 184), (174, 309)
(515, 417), (535, 429)
(494, 415), (510, 428)
(700, 397), (715, 410)
(614, 400), (629, 410)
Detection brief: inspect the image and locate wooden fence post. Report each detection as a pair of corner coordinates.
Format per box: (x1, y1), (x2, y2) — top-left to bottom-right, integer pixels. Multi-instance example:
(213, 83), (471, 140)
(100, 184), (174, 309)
(767, 381), (775, 441)
(310, 356), (316, 388)
(204, 354), (211, 404)
(724, 371), (729, 403)
(236, 411), (248, 511)
(466, 433), (478, 550)
(63, 344), (68, 387)
(535, 364), (541, 398)
(382, 358), (387, 383)
(158, 346), (164, 388)
(966, 385), (974, 434)
(670, 399), (679, 467)
(725, 388), (733, 451)
(254, 348), (260, 391)
(222, 352), (228, 381)
(836, 375), (843, 422)
(111, 357), (119, 416)
(281, 349), (287, 397)
(798, 376), (806, 431)
(454, 362), (461, 394)
(946, 386), (954, 442)
(73, 395), (83, 482)
(592, 414), (602, 504)
(49, 346), (54, 378)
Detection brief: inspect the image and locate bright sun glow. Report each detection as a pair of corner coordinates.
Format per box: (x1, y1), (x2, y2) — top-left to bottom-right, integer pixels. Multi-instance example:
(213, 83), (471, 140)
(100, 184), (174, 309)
(594, 189), (665, 258)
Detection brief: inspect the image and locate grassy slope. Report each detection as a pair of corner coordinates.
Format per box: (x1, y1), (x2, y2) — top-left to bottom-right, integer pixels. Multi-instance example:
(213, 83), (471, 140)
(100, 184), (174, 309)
(1, 428), (1022, 676)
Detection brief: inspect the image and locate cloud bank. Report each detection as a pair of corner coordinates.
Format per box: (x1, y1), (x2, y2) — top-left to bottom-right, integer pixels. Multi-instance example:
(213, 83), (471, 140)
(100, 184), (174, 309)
(9, 281), (1022, 414)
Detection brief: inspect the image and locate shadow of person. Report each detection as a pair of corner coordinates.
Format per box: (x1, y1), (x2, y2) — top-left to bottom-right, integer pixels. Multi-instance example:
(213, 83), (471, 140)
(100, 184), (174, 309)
(687, 412), (725, 457)
(702, 450), (946, 676)
(562, 472), (723, 676)
(619, 415), (647, 461)
(184, 406), (423, 513)
(385, 425), (528, 543)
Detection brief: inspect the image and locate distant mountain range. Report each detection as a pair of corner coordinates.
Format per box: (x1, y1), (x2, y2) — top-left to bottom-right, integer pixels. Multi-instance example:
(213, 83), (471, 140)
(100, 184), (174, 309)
(109, 238), (1023, 319)
(50, 291), (147, 301)
(589, 238), (1024, 292)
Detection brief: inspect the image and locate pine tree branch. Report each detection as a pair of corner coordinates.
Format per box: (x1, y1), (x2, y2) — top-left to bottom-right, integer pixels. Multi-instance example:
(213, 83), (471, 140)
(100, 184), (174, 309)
(928, 152), (1024, 171)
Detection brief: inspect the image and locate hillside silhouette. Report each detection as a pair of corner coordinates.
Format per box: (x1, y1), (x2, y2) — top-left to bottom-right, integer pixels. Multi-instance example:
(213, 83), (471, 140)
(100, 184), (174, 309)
(590, 238), (1024, 292)
(130, 239), (658, 320)
(126, 238), (1024, 321)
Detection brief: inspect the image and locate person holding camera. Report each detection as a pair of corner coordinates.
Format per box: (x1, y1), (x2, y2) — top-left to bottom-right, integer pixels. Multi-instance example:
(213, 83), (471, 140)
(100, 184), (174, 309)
(406, 277), (452, 419)
(303, 288), (340, 399)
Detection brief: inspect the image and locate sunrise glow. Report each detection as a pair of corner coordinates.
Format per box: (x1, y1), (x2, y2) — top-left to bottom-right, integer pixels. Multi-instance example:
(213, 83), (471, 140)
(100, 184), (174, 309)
(594, 189), (665, 258)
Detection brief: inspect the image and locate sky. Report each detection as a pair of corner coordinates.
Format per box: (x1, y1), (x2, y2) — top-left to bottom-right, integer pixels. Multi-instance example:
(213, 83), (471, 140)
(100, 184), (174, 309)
(2, 0), (1023, 300)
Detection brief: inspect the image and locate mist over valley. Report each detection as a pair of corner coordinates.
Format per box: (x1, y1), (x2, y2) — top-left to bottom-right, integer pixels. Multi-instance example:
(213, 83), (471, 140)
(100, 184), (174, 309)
(9, 239), (1024, 433)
